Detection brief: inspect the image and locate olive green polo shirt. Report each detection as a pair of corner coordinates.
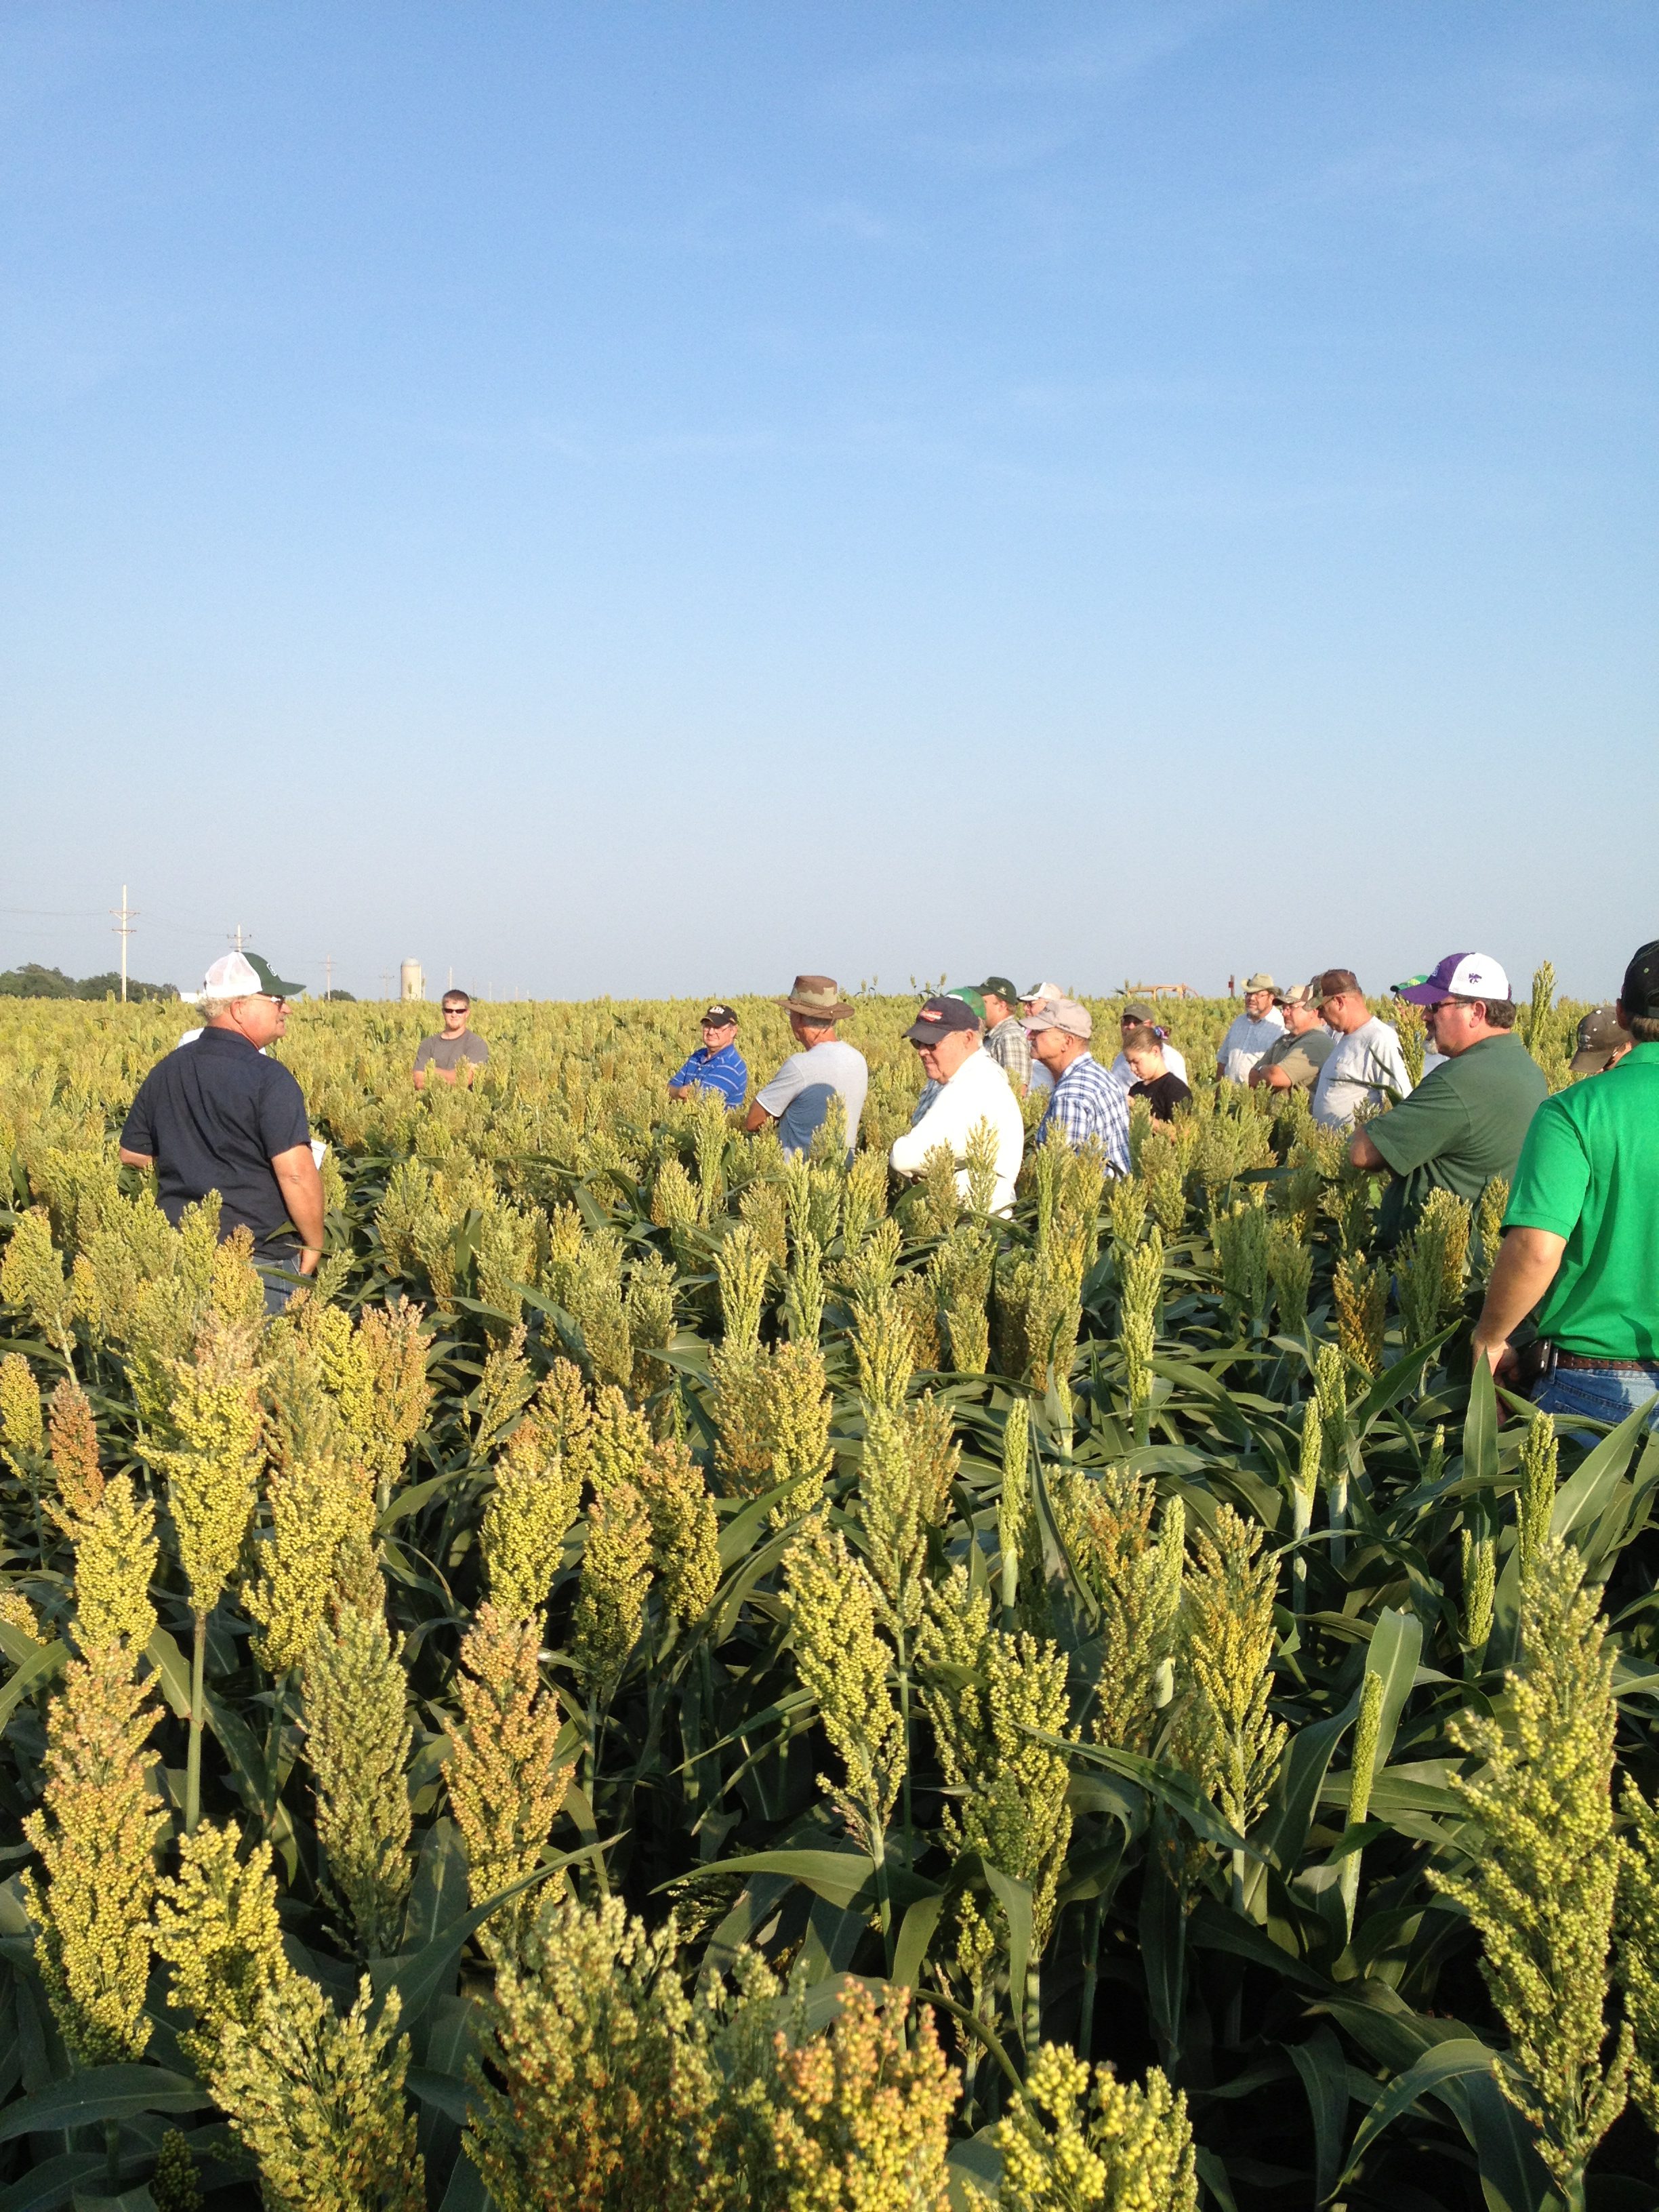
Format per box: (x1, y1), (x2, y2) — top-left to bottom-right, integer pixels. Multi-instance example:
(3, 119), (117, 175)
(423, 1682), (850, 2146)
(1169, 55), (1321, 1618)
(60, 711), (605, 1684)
(1255, 1023), (1332, 1092)
(1368, 1031), (1549, 1245)
(1504, 1040), (1659, 1361)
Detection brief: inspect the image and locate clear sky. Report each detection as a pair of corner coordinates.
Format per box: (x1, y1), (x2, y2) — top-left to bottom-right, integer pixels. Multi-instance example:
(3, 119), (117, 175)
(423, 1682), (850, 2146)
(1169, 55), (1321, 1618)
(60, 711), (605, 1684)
(3, 2), (1654, 1002)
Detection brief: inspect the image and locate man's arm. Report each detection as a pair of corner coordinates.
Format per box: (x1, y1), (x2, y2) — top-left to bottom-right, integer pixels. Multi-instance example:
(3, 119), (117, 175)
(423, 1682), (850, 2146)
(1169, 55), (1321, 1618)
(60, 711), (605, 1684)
(1348, 1126), (1385, 1170)
(1471, 1227), (1568, 1374)
(270, 1144), (326, 1275)
(890, 1085), (956, 1177)
(118, 1145), (154, 1168)
(743, 1098), (774, 1134)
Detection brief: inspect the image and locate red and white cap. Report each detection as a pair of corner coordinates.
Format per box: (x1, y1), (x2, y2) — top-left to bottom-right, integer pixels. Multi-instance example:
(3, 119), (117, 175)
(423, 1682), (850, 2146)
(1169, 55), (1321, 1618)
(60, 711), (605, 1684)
(1395, 954), (1511, 1006)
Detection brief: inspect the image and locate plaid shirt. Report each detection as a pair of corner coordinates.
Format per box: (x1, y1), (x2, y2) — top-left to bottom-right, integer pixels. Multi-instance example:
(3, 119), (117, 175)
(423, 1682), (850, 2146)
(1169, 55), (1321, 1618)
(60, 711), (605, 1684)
(983, 1014), (1033, 1094)
(1036, 1052), (1130, 1172)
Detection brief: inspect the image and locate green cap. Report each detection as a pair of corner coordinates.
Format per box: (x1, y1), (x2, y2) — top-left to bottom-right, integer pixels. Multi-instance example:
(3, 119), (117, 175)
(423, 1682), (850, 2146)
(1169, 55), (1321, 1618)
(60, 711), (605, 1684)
(947, 987), (987, 1026)
(977, 976), (1019, 1004)
(247, 951), (305, 999)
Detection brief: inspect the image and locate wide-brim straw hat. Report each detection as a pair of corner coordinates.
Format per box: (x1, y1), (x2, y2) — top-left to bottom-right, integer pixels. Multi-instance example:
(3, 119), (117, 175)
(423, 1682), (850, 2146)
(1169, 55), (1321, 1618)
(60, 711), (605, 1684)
(778, 975), (855, 1021)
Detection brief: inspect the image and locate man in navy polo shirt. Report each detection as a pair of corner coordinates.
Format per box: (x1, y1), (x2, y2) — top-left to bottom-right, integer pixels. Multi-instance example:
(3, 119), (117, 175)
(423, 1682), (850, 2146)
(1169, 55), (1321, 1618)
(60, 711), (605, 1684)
(667, 1004), (748, 1107)
(119, 951), (324, 1312)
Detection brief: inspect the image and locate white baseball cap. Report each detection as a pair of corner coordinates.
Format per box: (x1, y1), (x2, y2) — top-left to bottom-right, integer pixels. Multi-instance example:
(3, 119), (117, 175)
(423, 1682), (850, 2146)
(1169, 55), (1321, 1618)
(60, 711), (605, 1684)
(1021, 979), (1065, 1005)
(1395, 954), (1511, 1006)
(201, 952), (264, 998)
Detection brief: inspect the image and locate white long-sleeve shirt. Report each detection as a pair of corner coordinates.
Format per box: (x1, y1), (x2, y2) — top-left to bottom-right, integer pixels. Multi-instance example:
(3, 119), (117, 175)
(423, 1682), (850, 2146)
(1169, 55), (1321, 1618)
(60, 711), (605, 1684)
(890, 1046), (1026, 1216)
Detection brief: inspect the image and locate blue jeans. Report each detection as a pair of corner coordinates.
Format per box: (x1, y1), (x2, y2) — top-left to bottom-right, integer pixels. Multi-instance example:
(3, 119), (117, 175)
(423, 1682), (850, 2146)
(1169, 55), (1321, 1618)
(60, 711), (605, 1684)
(1534, 1361), (1659, 1431)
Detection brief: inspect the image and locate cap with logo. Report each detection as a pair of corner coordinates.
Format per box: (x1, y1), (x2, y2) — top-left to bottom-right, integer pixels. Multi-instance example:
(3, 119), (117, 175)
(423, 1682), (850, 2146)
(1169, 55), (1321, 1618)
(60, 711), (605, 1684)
(1242, 972), (1276, 994)
(201, 951), (302, 1000)
(977, 976), (1020, 1006)
(1394, 954), (1511, 1008)
(1276, 981), (1320, 1009)
(903, 994), (982, 1044)
(248, 952), (303, 998)
(1023, 996), (1093, 1042)
(1314, 968), (1363, 1005)
(1021, 979), (1065, 1005)
(1622, 939), (1659, 1022)
(701, 1004), (739, 1028)
(1570, 1006), (1628, 1077)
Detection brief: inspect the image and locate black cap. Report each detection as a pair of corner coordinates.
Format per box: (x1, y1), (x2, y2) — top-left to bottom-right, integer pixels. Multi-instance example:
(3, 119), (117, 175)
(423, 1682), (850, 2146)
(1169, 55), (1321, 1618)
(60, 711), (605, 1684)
(701, 1004), (739, 1027)
(903, 994), (981, 1044)
(1622, 941), (1659, 1021)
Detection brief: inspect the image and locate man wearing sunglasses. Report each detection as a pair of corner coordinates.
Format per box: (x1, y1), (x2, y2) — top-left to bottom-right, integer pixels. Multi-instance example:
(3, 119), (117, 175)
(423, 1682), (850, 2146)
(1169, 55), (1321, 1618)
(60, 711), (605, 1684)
(413, 989), (491, 1092)
(120, 951), (323, 1313)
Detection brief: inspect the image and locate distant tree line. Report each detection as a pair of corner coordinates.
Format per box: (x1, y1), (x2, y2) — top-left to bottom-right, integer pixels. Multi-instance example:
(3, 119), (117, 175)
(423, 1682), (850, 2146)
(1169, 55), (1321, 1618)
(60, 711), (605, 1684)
(0, 962), (178, 1002)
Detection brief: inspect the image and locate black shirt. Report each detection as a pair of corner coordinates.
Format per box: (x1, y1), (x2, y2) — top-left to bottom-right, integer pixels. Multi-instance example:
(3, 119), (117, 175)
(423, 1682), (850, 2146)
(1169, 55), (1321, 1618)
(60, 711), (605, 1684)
(121, 1029), (311, 1258)
(1130, 1071), (1193, 1124)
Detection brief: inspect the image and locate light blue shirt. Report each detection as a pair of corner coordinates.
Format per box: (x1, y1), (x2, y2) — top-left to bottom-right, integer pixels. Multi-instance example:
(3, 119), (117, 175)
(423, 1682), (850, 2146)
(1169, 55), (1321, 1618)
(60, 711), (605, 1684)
(757, 1039), (868, 1158)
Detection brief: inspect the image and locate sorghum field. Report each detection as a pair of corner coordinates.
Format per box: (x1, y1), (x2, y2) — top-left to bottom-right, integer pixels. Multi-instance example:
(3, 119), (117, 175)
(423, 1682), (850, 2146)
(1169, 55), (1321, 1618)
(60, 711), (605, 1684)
(2, 975), (1656, 2212)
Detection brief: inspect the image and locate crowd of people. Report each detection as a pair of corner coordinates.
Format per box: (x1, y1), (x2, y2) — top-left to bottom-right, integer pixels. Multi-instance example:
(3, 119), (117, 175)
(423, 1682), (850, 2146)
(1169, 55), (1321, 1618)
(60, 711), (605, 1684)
(112, 940), (1659, 1427)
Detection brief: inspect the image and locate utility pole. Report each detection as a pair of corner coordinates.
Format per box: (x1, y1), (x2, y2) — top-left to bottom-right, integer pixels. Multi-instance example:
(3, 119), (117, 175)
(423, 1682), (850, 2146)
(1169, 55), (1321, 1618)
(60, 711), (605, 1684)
(110, 885), (138, 1003)
(447, 964), (453, 991)
(230, 923), (251, 954)
(323, 953), (333, 1002)
(381, 969), (392, 1000)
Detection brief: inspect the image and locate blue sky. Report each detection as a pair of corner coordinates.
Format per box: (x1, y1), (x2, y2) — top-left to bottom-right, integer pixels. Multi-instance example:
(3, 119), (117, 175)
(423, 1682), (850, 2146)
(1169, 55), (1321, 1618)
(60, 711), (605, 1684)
(3, 2), (1654, 1002)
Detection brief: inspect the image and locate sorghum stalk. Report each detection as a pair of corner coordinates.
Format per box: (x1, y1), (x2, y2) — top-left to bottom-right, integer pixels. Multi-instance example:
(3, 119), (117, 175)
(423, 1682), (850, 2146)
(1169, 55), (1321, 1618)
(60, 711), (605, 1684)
(1430, 1538), (1629, 2203)
(1517, 1411), (1559, 1593)
(302, 1601), (414, 1958)
(448, 1603), (573, 1956)
(1120, 1229), (1163, 1448)
(1339, 1668), (1385, 1938)
(1290, 1395), (1321, 1612)
(151, 1318), (264, 1832)
(784, 1517), (905, 1939)
(1462, 1523), (1496, 1667)
(1313, 1343), (1351, 1571)
(985, 2043), (1198, 2212)
(998, 1399), (1030, 1629)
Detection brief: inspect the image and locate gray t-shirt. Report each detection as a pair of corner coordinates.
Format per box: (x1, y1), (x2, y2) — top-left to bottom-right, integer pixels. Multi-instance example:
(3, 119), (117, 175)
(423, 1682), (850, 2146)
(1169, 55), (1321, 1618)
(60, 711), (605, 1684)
(756, 1039), (868, 1158)
(413, 1031), (491, 1073)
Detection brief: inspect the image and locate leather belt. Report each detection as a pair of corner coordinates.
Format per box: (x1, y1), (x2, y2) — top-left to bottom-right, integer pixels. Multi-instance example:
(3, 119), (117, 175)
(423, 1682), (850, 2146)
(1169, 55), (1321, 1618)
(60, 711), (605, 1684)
(1555, 1350), (1659, 1373)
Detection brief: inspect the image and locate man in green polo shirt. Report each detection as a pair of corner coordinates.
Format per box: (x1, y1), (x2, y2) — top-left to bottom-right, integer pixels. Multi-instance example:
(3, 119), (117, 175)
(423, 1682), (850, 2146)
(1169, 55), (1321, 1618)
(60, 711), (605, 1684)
(1348, 952), (1547, 1245)
(1473, 938), (1659, 1425)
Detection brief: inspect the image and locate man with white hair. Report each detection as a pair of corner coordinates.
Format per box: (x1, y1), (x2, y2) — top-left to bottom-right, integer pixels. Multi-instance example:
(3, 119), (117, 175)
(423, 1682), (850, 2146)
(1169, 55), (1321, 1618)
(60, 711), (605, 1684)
(890, 994), (1025, 1215)
(120, 951), (324, 1311)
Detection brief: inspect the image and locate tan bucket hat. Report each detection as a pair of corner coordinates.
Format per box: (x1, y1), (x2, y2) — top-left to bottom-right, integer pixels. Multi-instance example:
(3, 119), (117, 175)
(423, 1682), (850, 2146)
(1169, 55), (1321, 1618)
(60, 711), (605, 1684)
(778, 974), (854, 1021)
(1242, 971), (1277, 994)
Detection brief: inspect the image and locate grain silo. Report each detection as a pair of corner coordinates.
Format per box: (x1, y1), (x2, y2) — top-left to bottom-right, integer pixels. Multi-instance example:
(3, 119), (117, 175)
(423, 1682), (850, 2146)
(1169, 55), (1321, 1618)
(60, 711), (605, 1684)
(400, 960), (425, 1003)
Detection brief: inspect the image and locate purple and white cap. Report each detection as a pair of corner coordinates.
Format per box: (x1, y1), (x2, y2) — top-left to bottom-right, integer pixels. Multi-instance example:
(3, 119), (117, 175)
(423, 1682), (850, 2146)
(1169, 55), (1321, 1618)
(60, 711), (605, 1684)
(1395, 954), (1511, 1007)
